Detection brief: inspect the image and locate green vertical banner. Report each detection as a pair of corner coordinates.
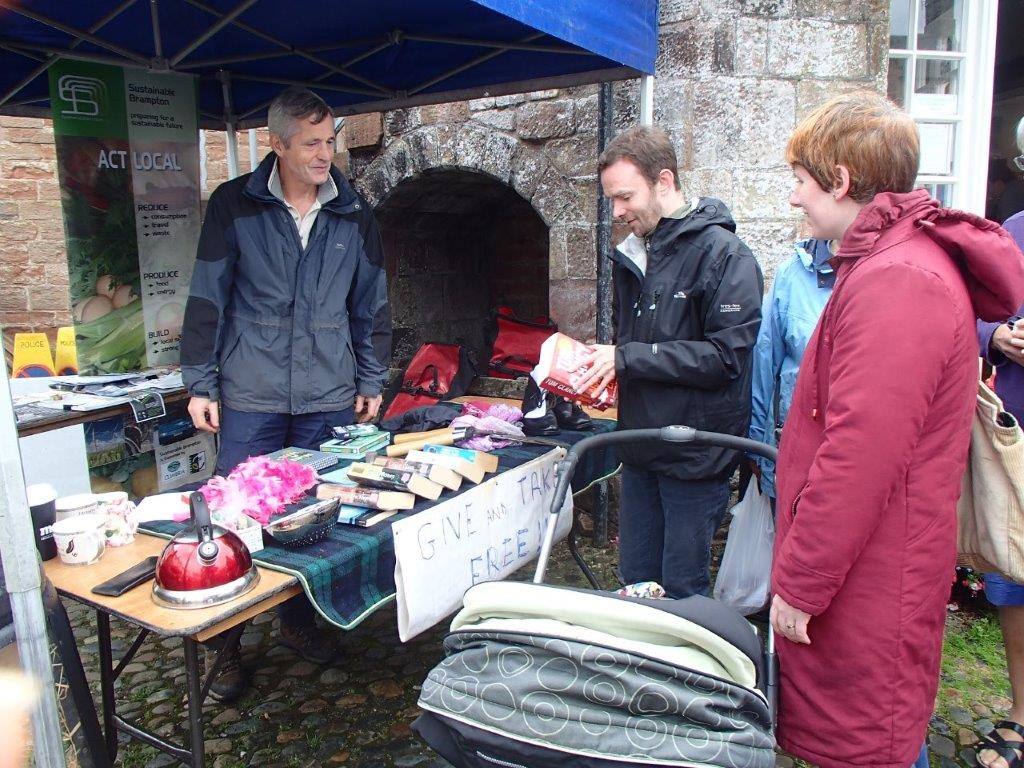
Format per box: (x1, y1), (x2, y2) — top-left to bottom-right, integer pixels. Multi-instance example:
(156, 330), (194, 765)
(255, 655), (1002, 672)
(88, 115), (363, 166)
(49, 59), (201, 373)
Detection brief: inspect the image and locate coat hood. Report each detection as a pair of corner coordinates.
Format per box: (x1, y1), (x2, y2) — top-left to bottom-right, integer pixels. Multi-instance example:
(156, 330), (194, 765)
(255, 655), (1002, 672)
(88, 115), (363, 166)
(648, 196), (738, 251)
(613, 197), (738, 278)
(838, 189), (1024, 322)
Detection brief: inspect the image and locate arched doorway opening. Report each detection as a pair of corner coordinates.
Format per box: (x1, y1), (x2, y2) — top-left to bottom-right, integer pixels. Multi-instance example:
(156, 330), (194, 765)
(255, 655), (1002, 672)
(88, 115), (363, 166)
(376, 168), (549, 371)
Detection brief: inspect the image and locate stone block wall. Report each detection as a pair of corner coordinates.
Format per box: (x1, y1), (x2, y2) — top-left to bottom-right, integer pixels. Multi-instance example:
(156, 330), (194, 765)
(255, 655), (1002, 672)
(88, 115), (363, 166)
(0, 116), (68, 361)
(653, 0), (888, 278)
(347, 0), (887, 345)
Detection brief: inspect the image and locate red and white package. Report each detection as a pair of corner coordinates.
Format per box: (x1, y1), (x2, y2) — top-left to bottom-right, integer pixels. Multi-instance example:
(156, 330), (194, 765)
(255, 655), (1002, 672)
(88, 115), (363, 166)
(536, 332), (617, 410)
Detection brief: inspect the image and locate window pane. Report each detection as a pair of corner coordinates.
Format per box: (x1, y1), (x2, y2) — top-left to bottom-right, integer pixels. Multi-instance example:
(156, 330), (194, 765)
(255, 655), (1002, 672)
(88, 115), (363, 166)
(923, 183), (955, 207)
(916, 0), (962, 52)
(888, 57), (908, 107)
(889, 0), (912, 48)
(912, 58), (960, 117)
(918, 123), (956, 176)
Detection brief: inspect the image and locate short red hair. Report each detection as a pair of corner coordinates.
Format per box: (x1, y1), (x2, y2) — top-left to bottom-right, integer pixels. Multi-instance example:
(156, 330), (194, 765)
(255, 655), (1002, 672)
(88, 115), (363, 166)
(786, 91), (919, 203)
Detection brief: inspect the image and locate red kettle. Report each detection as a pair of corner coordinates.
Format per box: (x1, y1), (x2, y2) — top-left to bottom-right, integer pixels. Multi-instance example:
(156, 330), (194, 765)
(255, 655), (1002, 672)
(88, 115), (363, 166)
(152, 491), (260, 609)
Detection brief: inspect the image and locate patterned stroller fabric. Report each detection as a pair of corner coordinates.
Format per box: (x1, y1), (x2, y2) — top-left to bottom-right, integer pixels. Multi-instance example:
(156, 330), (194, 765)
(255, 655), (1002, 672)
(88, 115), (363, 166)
(415, 582), (775, 768)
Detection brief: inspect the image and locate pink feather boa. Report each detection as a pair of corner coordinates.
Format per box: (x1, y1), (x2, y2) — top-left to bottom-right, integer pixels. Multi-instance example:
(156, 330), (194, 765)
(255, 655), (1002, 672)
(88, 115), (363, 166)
(197, 456), (318, 525)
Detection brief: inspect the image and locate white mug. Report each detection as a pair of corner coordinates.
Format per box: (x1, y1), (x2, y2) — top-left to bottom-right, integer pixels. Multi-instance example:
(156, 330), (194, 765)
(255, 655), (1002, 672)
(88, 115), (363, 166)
(51, 514), (106, 566)
(54, 494), (99, 523)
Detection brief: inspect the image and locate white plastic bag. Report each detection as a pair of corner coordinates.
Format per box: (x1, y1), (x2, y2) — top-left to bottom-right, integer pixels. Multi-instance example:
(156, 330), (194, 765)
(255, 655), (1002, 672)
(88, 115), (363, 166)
(713, 476), (775, 615)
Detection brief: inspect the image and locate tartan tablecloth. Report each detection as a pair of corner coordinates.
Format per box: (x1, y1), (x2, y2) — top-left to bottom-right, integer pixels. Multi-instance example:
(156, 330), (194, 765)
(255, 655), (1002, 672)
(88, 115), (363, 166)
(141, 420), (617, 630)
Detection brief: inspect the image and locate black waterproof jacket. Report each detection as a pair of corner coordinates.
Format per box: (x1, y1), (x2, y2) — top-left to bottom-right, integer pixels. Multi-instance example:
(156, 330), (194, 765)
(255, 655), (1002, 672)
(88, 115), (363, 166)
(181, 154), (391, 414)
(612, 197), (763, 480)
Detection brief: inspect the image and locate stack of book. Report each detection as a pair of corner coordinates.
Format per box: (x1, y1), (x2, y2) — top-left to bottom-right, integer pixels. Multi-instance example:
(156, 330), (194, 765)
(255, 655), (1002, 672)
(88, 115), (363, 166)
(320, 427), (391, 460)
(405, 444), (499, 484)
(316, 481), (412, 527)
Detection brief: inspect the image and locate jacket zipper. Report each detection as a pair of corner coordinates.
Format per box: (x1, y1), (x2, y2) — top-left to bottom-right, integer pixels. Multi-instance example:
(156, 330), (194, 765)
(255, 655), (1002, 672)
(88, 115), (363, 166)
(790, 484), (807, 519)
(475, 752), (528, 768)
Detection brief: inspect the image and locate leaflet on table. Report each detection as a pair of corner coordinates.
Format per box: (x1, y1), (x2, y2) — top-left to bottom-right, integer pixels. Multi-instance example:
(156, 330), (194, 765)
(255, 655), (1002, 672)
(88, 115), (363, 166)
(35, 392), (131, 411)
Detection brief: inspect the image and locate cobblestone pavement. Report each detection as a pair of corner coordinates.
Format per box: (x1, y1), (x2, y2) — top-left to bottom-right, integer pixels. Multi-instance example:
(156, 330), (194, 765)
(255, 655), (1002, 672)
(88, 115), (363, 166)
(62, 531), (1007, 768)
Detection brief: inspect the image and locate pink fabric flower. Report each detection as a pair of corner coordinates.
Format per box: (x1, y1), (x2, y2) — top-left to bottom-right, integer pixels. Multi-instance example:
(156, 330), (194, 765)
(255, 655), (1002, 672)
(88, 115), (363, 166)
(197, 457), (317, 525)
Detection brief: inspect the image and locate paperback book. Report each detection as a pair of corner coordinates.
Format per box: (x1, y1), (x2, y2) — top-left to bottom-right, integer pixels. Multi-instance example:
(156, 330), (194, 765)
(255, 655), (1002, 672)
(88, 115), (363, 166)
(347, 462), (442, 500)
(316, 483), (415, 510)
(536, 332), (617, 409)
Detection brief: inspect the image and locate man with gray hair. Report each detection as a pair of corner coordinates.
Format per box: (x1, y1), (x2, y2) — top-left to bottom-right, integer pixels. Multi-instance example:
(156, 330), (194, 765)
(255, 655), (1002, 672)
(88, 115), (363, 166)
(181, 86), (391, 700)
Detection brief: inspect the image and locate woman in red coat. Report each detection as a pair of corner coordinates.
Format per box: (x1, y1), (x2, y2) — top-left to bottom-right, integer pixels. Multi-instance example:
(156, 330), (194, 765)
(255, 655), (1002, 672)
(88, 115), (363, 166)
(770, 91), (1024, 767)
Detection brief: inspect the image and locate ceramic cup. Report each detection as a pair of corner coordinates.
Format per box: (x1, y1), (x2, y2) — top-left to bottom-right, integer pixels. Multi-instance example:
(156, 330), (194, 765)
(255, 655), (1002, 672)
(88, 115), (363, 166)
(51, 514), (106, 566)
(54, 494), (99, 523)
(96, 491), (137, 547)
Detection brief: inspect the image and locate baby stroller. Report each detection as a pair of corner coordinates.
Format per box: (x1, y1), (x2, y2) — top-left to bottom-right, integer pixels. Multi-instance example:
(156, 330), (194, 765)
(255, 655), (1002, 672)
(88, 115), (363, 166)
(413, 426), (778, 768)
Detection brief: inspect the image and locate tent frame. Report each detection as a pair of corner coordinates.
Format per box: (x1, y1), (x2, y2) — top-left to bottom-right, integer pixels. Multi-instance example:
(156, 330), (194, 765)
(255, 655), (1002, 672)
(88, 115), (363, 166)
(0, 0), (641, 128)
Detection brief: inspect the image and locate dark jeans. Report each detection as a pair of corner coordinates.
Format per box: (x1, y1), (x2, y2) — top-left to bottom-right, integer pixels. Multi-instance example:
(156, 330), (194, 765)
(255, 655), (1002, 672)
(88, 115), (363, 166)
(618, 465), (731, 598)
(216, 405), (356, 475)
(217, 405), (354, 627)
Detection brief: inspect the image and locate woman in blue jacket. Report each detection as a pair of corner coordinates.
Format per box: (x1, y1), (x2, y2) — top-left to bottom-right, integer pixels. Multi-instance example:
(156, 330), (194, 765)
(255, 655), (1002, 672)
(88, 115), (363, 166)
(748, 238), (834, 499)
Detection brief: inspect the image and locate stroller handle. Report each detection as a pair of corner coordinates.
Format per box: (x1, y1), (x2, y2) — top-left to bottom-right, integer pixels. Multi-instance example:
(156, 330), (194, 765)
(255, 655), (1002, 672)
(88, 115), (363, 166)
(534, 426), (777, 584)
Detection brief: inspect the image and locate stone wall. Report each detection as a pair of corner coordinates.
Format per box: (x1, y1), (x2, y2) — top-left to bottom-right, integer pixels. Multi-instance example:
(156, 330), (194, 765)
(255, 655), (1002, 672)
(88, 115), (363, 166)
(0, 116), (68, 359)
(347, 0), (887, 344)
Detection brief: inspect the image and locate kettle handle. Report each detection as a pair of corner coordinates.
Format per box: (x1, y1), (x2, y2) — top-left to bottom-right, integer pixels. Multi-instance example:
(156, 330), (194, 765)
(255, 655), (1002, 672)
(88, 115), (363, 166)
(189, 492), (219, 563)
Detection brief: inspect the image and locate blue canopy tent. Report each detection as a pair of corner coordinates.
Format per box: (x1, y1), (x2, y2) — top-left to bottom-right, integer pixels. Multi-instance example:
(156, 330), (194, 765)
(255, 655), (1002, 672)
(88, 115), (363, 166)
(0, 0), (657, 127)
(0, 2), (658, 765)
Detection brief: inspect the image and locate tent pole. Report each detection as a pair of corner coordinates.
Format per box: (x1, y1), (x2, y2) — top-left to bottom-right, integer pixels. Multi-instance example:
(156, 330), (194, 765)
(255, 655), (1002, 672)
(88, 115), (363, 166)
(220, 71), (240, 180)
(639, 74), (654, 126)
(149, 0), (164, 65)
(248, 128), (259, 171)
(0, 338), (67, 767)
(596, 81), (613, 346)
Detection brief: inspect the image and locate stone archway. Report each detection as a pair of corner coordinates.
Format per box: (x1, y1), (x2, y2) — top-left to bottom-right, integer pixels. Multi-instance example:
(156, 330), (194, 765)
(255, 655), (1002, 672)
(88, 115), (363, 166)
(354, 125), (598, 355)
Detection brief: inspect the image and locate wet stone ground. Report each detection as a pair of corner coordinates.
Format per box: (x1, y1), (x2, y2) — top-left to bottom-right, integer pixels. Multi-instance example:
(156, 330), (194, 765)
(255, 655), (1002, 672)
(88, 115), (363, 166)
(64, 523), (1009, 768)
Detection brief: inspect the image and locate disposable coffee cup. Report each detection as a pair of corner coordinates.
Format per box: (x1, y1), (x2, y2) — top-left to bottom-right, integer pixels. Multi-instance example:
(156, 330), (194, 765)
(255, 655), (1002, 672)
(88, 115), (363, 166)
(26, 484), (57, 562)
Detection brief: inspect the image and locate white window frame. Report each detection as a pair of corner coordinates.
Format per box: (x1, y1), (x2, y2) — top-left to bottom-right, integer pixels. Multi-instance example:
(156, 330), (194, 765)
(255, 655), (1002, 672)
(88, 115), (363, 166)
(888, 0), (998, 214)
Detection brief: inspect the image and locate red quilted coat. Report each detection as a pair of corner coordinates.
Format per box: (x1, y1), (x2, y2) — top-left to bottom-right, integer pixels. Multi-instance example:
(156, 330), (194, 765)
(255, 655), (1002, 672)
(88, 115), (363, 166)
(772, 190), (1024, 767)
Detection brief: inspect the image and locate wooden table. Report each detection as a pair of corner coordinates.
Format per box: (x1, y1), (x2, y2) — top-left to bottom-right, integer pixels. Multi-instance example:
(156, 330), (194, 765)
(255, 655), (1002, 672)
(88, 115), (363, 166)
(17, 388), (190, 437)
(44, 533), (301, 767)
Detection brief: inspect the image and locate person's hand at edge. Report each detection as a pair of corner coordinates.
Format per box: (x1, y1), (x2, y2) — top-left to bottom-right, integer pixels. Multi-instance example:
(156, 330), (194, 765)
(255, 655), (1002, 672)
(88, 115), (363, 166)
(770, 593), (812, 644)
(187, 396), (220, 433)
(575, 344), (616, 396)
(991, 322), (1024, 367)
(354, 394), (383, 423)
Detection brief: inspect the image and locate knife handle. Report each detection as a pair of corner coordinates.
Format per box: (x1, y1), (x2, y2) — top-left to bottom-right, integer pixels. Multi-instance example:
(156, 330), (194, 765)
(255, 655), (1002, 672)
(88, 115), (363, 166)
(386, 432), (456, 457)
(392, 427), (453, 445)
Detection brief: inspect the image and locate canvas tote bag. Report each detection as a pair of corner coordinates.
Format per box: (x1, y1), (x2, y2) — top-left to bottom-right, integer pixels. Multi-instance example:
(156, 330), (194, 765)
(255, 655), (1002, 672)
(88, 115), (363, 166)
(957, 380), (1024, 582)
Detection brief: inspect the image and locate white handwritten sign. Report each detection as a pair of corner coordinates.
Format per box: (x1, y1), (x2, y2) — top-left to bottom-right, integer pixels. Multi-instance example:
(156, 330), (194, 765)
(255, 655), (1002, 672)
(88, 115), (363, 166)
(392, 448), (572, 641)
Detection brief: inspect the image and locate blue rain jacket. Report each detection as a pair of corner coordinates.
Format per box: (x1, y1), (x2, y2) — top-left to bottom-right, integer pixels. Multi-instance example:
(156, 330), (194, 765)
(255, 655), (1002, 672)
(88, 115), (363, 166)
(748, 239), (834, 497)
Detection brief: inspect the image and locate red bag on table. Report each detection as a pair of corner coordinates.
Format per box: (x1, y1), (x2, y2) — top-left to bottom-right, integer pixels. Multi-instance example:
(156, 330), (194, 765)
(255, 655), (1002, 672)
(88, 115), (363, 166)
(486, 306), (557, 379)
(382, 343), (476, 420)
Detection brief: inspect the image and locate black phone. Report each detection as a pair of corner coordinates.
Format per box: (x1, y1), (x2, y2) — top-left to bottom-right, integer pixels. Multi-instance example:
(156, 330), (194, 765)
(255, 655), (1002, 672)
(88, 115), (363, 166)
(91, 556), (159, 597)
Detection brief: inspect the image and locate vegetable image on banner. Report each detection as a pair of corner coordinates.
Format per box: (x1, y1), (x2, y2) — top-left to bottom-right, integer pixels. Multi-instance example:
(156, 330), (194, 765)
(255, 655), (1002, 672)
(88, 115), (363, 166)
(49, 59), (200, 373)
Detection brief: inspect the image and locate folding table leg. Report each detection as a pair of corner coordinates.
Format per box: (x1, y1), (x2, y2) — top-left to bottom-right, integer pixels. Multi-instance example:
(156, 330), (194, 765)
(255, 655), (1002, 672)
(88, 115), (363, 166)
(96, 611), (119, 762)
(183, 637), (206, 768)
